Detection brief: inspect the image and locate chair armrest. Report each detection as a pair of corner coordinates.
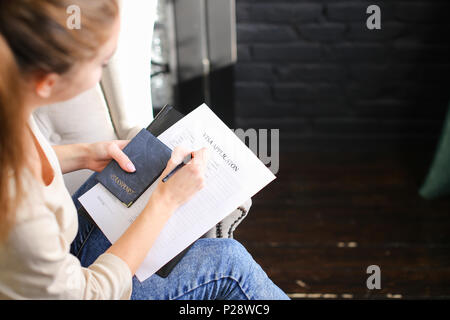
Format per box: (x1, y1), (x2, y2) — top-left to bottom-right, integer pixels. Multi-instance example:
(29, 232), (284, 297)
(203, 198), (253, 239)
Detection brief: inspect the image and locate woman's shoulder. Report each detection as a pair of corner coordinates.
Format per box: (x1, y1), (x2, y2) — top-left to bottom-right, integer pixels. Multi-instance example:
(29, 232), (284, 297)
(8, 168), (49, 224)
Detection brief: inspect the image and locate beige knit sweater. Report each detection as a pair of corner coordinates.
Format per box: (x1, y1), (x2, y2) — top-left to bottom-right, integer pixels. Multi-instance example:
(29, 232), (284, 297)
(0, 114), (132, 299)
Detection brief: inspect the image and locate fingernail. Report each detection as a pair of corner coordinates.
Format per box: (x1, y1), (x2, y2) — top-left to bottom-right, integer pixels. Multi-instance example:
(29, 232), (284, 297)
(127, 162), (136, 172)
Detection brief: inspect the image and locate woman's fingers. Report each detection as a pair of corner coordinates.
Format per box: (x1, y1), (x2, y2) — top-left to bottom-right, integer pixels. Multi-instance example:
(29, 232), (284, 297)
(108, 142), (135, 172)
(164, 147), (210, 178)
(191, 147), (210, 173)
(109, 141), (210, 177)
(160, 146), (190, 177)
(115, 140), (130, 150)
(154, 147), (211, 208)
(183, 148), (210, 189)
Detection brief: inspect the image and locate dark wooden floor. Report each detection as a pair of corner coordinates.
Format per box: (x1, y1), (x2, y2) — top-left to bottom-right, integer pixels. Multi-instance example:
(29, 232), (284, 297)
(234, 149), (450, 299)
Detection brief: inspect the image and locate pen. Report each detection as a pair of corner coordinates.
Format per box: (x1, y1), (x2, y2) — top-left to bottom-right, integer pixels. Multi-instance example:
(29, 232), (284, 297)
(162, 152), (194, 182)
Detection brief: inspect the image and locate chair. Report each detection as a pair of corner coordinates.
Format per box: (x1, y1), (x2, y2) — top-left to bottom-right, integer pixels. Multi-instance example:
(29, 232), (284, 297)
(32, 0), (250, 238)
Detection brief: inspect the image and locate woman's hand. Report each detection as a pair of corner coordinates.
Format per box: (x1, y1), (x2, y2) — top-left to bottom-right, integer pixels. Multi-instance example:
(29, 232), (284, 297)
(148, 146), (210, 213)
(107, 146), (210, 275)
(86, 140), (136, 173)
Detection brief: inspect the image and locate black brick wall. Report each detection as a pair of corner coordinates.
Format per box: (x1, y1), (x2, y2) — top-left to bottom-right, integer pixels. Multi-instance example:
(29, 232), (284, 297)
(234, 0), (450, 151)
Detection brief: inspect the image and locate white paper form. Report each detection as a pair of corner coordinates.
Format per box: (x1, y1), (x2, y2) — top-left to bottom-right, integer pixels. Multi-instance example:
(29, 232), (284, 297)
(79, 104), (276, 281)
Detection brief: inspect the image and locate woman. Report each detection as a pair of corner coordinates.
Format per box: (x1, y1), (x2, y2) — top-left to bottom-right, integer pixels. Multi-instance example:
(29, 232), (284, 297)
(0, 0), (289, 300)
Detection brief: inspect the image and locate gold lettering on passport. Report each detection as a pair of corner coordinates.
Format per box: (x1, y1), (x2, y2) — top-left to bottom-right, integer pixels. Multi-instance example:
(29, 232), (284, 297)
(111, 174), (136, 195)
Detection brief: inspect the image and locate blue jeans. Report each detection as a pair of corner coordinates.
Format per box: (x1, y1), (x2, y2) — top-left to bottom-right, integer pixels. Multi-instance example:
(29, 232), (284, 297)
(70, 172), (289, 300)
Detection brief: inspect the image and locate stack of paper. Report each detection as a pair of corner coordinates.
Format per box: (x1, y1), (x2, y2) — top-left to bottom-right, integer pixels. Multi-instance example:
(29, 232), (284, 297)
(79, 104), (276, 281)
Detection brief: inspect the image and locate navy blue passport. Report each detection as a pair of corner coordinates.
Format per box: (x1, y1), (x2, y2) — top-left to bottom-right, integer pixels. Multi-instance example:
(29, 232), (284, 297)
(95, 128), (171, 208)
